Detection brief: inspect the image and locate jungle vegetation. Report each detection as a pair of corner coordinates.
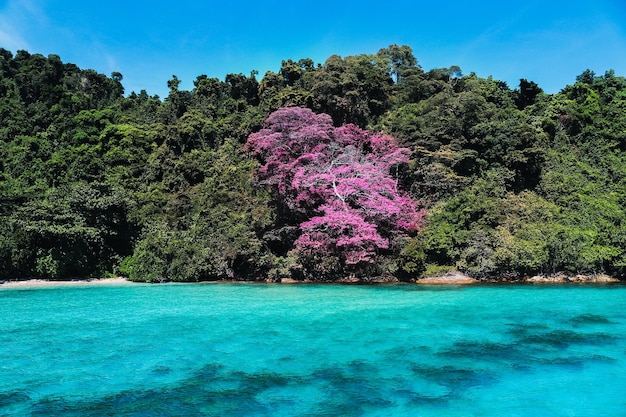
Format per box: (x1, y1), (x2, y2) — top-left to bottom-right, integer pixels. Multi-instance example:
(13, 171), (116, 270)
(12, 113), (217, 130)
(1, 45), (624, 281)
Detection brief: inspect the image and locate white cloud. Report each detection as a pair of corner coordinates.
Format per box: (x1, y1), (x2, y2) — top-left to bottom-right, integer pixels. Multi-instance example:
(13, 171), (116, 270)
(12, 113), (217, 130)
(0, 24), (29, 51)
(0, 0), (47, 52)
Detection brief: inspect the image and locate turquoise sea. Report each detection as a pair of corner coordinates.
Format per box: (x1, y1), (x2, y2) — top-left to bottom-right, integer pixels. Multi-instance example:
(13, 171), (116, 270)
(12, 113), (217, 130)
(1, 283), (625, 416)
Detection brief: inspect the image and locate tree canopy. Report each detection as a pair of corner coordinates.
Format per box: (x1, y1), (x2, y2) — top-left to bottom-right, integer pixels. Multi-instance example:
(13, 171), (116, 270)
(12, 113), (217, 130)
(247, 107), (422, 277)
(0, 46), (625, 281)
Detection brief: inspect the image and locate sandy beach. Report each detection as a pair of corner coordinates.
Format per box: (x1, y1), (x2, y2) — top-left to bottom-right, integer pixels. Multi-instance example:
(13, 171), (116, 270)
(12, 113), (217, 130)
(0, 277), (136, 289)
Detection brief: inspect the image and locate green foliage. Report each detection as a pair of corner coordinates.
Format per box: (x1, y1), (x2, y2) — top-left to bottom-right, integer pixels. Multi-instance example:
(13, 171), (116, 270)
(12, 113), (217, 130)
(0, 46), (624, 281)
(397, 236), (426, 276)
(306, 53), (394, 126)
(124, 140), (273, 282)
(2, 183), (133, 279)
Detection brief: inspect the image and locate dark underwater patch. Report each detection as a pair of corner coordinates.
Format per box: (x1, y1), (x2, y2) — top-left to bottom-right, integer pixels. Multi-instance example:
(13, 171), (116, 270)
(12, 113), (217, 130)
(412, 364), (496, 392)
(0, 390), (31, 409)
(537, 354), (616, 370)
(402, 390), (450, 407)
(152, 365), (172, 375)
(439, 340), (524, 363)
(309, 361), (395, 415)
(568, 314), (612, 326)
(505, 323), (550, 339)
(519, 330), (617, 349)
(536, 356), (585, 369)
(28, 363), (305, 417)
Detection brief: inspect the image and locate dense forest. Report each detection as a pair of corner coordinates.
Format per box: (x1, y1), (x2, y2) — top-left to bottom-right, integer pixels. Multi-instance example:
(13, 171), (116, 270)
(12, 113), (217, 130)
(1, 45), (625, 282)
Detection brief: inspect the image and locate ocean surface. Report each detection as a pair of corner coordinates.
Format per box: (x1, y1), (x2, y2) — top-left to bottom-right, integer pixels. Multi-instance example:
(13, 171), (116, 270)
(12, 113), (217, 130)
(1, 283), (625, 416)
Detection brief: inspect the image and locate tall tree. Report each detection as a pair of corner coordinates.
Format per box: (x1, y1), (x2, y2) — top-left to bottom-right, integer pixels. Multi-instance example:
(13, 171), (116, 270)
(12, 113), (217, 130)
(247, 107), (423, 277)
(514, 78), (543, 109)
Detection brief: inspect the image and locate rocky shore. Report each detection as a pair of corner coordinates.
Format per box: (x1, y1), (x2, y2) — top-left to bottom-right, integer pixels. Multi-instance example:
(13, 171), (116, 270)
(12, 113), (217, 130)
(278, 272), (623, 285)
(415, 272), (621, 284)
(416, 272), (478, 285)
(270, 271), (624, 285)
(524, 273), (620, 283)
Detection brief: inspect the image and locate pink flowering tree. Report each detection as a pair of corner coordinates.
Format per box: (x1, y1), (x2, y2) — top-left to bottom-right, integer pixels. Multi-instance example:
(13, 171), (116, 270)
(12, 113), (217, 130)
(247, 107), (424, 276)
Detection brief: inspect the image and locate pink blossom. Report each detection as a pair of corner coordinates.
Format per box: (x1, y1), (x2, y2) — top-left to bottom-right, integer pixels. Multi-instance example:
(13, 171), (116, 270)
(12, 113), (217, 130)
(247, 107), (425, 267)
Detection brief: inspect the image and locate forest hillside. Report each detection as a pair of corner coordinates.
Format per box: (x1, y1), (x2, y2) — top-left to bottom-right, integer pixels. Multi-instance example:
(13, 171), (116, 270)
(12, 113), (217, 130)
(1, 46), (625, 282)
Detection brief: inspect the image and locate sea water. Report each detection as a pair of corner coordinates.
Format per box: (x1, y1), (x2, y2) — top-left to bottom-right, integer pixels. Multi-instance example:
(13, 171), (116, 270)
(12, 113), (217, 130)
(1, 283), (625, 416)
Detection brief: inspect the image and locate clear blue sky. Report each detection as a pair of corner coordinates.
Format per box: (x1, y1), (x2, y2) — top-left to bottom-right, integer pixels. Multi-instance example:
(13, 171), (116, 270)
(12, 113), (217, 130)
(1, 0), (625, 98)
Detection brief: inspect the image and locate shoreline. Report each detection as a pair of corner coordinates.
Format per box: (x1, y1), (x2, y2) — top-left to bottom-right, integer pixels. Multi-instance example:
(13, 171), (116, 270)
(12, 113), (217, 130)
(0, 272), (622, 289)
(0, 277), (137, 289)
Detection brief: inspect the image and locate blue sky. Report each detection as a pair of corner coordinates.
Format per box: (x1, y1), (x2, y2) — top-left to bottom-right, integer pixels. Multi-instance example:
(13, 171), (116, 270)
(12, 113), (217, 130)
(1, 0), (625, 98)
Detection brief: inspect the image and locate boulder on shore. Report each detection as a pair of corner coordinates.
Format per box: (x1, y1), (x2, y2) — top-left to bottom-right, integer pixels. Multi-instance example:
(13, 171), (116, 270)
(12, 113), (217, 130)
(417, 272), (477, 285)
(362, 276), (399, 283)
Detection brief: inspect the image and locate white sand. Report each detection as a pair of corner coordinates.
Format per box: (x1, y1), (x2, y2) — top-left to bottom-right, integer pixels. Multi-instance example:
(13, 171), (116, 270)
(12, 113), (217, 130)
(0, 277), (137, 289)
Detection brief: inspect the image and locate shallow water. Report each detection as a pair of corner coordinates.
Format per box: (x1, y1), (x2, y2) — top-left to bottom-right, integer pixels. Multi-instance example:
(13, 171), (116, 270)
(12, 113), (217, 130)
(1, 283), (625, 416)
